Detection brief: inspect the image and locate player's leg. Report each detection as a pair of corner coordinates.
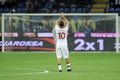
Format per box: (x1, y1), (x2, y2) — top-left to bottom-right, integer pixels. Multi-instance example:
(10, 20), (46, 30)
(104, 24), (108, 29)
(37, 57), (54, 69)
(57, 58), (62, 72)
(62, 47), (72, 72)
(65, 58), (72, 72)
(56, 47), (62, 72)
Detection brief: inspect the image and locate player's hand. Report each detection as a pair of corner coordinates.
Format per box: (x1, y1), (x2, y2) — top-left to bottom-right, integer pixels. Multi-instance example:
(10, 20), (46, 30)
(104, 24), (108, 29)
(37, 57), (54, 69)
(61, 12), (64, 17)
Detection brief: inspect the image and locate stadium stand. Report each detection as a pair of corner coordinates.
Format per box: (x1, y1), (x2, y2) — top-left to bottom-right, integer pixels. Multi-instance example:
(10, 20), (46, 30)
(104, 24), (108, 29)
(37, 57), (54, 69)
(108, 0), (120, 13)
(0, 0), (120, 13)
(90, 0), (109, 13)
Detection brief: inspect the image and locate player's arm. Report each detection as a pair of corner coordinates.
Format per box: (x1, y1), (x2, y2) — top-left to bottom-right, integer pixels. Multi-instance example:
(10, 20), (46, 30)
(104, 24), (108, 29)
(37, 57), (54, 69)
(61, 13), (69, 27)
(52, 28), (56, 42)
(55, 16), (62, 26)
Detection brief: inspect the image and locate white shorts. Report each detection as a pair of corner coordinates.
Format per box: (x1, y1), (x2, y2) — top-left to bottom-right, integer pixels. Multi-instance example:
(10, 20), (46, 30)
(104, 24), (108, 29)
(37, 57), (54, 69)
(56, 43), (69, 59)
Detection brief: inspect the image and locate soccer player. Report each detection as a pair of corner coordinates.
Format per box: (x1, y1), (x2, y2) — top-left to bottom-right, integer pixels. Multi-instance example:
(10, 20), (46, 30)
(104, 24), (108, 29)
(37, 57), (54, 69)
(53, 13), (72, 72)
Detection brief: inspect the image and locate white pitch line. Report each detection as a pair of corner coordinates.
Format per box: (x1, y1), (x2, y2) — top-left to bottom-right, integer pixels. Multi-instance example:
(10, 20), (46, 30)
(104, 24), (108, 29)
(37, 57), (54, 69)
(15, 68), (39, 71)
(0, 72), (42, 76)
(15, 68), (49, 73)
(0, 68), (49, 76)
(0, 71), (117, 77)
(0, 70), (49, 77)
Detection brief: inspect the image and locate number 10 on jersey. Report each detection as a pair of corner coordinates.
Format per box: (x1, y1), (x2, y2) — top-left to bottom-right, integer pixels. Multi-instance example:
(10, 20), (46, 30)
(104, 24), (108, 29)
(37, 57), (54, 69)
(58, 32), (66, 39)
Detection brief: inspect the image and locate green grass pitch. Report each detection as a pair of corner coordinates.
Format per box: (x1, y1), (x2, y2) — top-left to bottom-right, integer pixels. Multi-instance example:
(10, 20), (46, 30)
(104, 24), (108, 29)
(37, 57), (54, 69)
(0, 52), (120, 80)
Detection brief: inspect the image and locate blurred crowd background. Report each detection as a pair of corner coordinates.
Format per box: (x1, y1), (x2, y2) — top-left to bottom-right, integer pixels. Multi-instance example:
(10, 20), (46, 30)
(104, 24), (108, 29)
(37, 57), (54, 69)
(4, 15), (116, 34)
(0, 0), (119, 37)
(0, 0), (120, 13)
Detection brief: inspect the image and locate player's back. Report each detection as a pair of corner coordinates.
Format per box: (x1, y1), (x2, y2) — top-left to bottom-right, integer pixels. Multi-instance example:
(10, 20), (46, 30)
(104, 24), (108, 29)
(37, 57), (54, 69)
(55, 25), (68, 44)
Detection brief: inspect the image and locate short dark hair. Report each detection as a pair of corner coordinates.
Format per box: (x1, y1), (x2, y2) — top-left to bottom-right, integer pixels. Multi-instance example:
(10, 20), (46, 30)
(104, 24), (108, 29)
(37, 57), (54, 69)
(59, 21), (64, 27)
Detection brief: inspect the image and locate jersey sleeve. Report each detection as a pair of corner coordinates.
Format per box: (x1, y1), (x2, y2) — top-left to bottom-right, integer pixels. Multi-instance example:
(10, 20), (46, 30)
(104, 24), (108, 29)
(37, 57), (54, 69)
(65, 26), (69, 31)
(55, 25), (59, 28)
(52, 28), (56, 42)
